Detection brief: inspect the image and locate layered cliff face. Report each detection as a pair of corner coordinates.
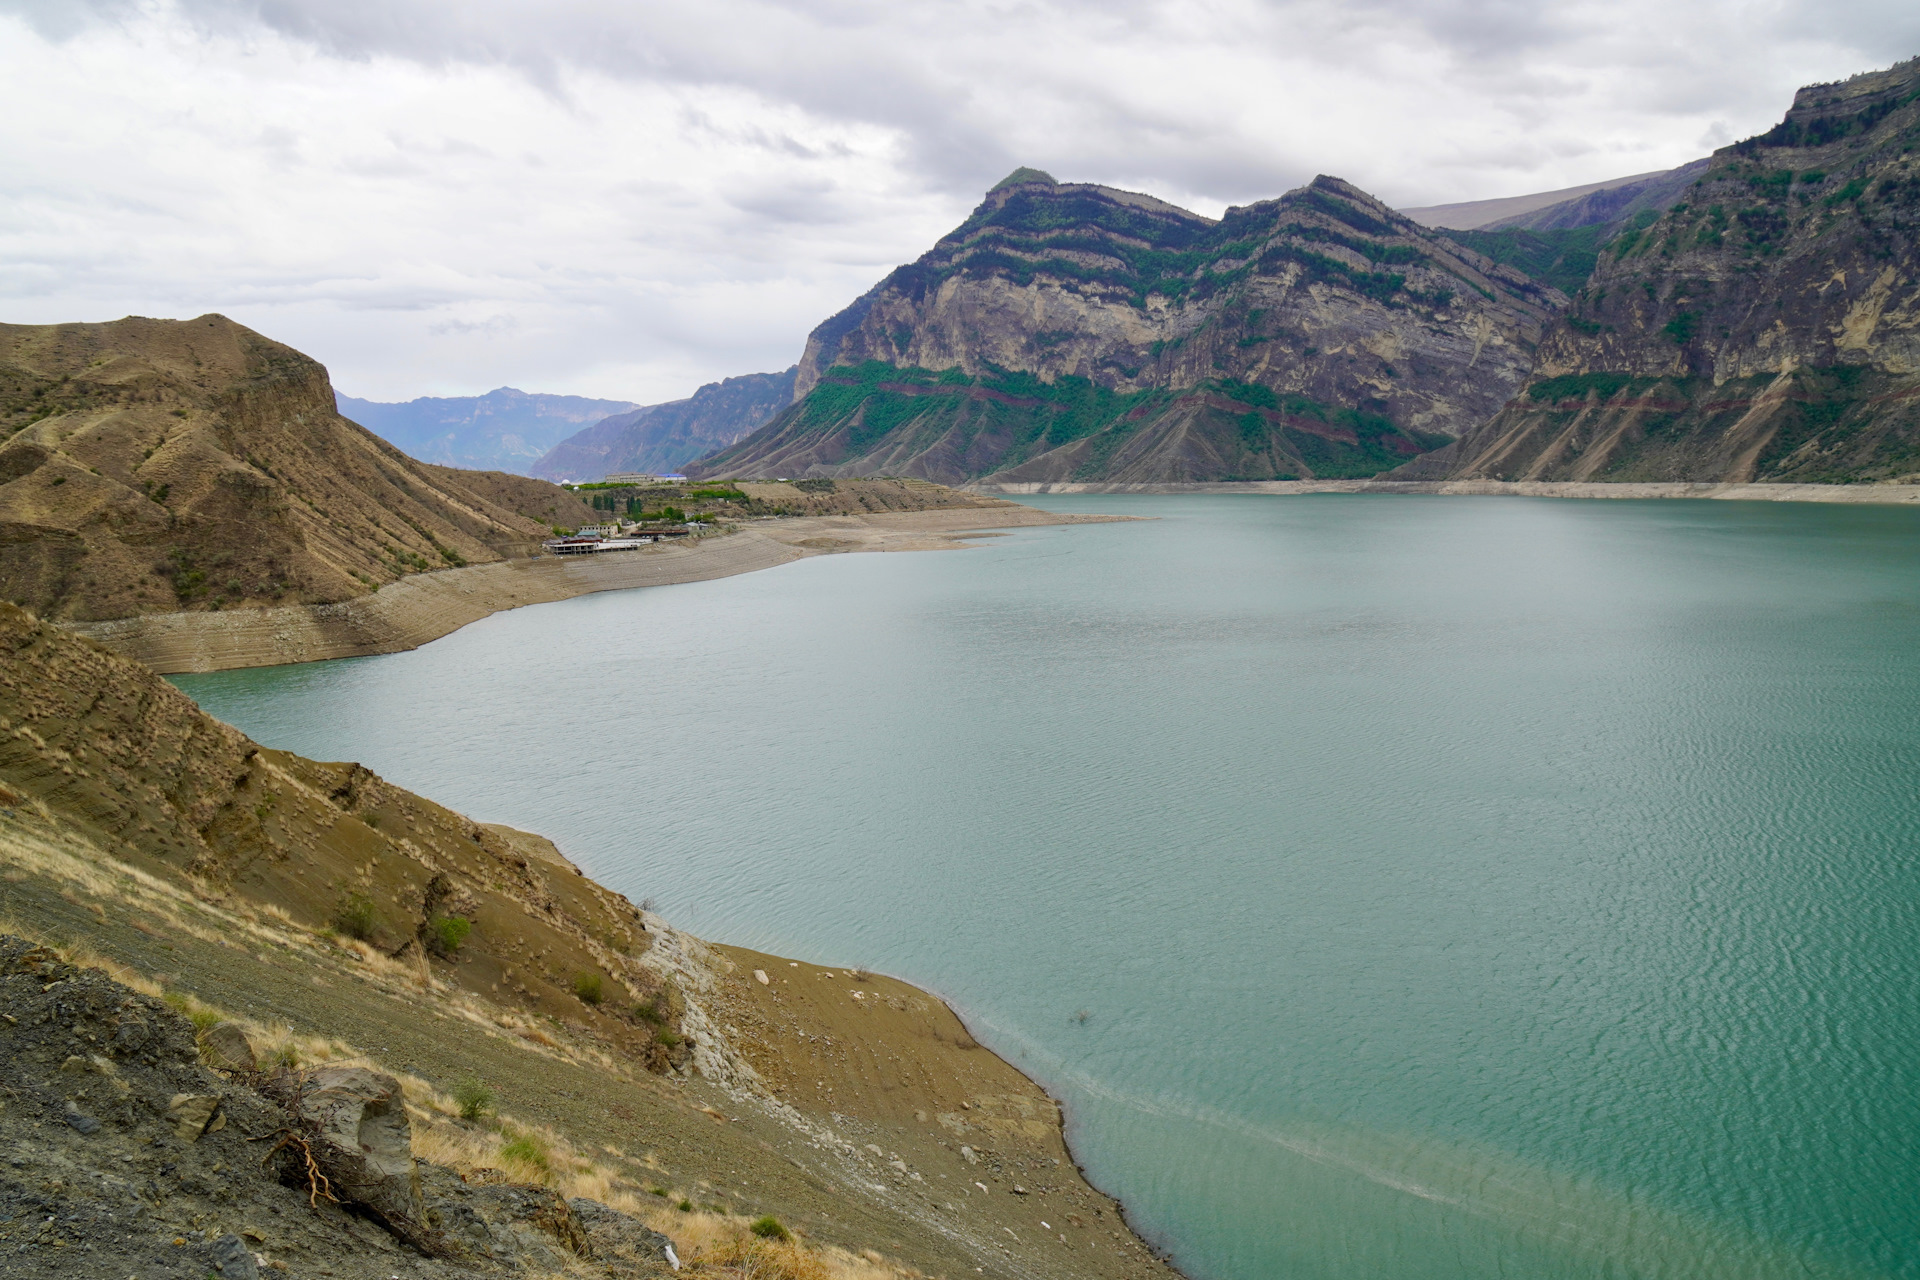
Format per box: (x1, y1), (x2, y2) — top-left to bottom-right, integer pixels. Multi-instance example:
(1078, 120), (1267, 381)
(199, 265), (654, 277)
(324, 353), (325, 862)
(0, 316), (595, 622)
(696, 173), (1564, 483)
(1399, 60), (1920, 484)
(532, 367), (796, 481)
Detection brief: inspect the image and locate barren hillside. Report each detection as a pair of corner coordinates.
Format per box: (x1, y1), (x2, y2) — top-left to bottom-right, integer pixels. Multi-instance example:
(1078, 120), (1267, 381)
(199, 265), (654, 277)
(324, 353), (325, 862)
(0, 315), (595, 623)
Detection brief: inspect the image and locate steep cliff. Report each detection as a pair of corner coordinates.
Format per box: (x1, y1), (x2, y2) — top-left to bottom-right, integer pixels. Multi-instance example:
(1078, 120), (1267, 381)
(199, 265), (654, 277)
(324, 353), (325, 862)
(0, 315), (595, 622)
(1398, 60), (1920, 484)
(532, 367), (796, 481)
(695, 173), (1563, 484)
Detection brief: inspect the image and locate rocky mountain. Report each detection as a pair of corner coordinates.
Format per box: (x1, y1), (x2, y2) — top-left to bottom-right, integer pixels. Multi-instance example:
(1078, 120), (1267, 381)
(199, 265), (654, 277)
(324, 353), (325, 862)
(531, 367), (796, 482)
(692, 172), (1565, 484)
(337, 386), (638, 474)
(1397, 59), (1920, 484)
(0, 315), (595, 622)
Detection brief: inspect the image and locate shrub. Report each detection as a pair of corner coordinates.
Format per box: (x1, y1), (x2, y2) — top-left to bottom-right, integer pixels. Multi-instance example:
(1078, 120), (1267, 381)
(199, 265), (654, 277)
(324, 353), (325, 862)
(751, 1215), (792, 1241)
(633, 996), (664, 1025)
(500, 1132), (551, 1172)
(162, 991), (222, 1034)
(428, 915), (472, 956)
(573, 972), (604, 1005)
(654, 1027), (683, 1048)
(1662, 310), (1701, 346)
(331, 893), (377, 941)
(451, 1073), (494, 1122)
(677, 1199), (693, 1212)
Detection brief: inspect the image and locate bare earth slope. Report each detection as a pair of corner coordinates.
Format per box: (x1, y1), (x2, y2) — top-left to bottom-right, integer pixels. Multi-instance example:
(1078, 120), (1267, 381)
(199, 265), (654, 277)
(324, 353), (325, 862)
(1396, 58), (1920, 485)
(0, 602), (1175, 1279)
(0, 315), (595, 623)
(695, 174), (1562, 484)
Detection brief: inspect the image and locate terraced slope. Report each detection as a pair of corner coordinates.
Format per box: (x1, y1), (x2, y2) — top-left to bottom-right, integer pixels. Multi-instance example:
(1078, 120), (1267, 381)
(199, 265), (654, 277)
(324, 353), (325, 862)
(695, 173), (1565, 484)
(1396, 58), (1920, 484)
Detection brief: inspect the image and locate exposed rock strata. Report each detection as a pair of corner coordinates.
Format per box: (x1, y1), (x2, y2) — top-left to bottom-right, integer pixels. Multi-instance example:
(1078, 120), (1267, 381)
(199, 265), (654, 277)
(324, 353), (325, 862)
(697, 173), (1564, 484)
(1398, 58), (1920, 484)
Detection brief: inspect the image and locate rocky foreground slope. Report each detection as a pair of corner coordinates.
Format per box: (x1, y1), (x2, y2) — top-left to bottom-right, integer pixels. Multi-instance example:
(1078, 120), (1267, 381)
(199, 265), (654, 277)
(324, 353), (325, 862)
(0, 602), (1174, 1279)
(1397, 59), (1920, 484)
(695, 172), (1564, 484)
(0, 316), (596, 623)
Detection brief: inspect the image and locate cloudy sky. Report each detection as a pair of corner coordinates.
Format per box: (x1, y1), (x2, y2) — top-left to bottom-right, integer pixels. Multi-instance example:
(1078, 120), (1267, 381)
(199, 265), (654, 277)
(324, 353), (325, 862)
(2, 1), (1915, 404)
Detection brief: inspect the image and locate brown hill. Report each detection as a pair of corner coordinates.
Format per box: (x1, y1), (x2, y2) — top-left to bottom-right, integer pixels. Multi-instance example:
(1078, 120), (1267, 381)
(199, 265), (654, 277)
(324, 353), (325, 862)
(0, 315), (596, 623)
(1396, 59), (1920, 484)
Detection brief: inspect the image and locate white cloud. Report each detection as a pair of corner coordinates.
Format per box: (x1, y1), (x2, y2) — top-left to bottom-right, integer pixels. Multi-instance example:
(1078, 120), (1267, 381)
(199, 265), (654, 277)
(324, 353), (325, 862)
(1, 0), (1915, 401)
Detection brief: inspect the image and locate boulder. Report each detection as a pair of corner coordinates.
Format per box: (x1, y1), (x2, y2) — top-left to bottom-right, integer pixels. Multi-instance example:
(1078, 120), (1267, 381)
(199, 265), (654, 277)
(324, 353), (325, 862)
(210, 1232), (260, 1279)
(167, 1093), (220, 1141)
(290, 1067), (428, 1241)
(203, 1021), (258, 1072)
(570, 1197), (679, 1274)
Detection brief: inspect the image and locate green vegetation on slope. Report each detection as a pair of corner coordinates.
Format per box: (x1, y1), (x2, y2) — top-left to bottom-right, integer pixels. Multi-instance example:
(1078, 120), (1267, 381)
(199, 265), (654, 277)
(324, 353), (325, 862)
(1441, 224), (1612, 295)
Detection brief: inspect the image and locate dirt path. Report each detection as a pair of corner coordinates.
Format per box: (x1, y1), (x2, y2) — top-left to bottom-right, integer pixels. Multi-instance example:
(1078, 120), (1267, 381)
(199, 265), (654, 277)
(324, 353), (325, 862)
(65, 507), (1136, 674)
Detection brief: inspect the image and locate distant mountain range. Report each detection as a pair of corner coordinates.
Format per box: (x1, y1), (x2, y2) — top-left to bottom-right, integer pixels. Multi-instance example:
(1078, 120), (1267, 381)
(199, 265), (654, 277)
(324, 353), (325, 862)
(529, 369), (796, 482)
(335, 387), (638, 474)
(1399, 161), (1708, 232)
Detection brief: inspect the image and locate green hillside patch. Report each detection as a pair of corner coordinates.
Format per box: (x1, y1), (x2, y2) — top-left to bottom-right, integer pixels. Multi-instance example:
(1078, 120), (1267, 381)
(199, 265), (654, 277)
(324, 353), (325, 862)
(799, 361), (1161, 465)
(1441, 224), (1608, 295)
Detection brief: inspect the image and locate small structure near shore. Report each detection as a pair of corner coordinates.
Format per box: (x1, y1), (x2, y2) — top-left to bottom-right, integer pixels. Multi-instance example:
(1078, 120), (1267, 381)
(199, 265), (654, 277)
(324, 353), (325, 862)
(541, 528), (690, 556)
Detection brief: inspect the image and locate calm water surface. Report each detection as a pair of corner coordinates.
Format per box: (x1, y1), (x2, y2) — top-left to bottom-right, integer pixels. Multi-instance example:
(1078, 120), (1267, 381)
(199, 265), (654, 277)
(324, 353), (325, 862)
(174, 495), (1920, 1280)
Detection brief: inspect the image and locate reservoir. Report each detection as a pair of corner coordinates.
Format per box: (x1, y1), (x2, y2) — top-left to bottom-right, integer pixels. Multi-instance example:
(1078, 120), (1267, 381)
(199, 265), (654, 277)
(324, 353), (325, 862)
(173, 494), (1920, 1280)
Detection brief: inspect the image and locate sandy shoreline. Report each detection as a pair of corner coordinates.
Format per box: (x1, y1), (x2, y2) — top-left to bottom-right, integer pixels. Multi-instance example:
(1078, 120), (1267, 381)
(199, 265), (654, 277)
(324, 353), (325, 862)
(65, 505), (1131, 674)
(975, 478), (1920, 504)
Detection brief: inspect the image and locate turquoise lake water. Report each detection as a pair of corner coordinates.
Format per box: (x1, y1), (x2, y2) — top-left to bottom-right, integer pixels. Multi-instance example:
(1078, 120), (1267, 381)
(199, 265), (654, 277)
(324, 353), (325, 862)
(173, 494), (1920, 1280)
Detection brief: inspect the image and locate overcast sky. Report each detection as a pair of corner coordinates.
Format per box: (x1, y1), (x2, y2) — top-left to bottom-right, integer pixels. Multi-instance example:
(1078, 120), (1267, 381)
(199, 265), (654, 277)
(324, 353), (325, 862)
(2, 1), (1914, 403)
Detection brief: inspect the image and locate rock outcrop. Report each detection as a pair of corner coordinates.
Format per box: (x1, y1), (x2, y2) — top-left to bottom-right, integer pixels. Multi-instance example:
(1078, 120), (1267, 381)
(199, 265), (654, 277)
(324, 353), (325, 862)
(0, 937), (678, 1277)
(1396, 58), (1920, 484)
(0, 315), (596, 622)
(695, 172), (1564, 483)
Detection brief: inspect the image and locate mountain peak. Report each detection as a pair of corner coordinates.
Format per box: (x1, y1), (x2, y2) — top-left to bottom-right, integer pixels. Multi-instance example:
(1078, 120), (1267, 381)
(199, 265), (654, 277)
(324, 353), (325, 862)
(990, 166), (1057, 192)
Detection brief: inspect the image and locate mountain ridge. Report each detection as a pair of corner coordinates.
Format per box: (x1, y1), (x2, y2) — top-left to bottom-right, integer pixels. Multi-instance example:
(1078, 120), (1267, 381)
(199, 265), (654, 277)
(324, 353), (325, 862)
(337, 386), (639, 474)
(695, 172), (1563, 484)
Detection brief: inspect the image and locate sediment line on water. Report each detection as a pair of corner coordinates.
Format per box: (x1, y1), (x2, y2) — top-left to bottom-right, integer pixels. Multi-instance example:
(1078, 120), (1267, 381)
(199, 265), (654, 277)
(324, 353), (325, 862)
(972, 479), (1920, 505)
